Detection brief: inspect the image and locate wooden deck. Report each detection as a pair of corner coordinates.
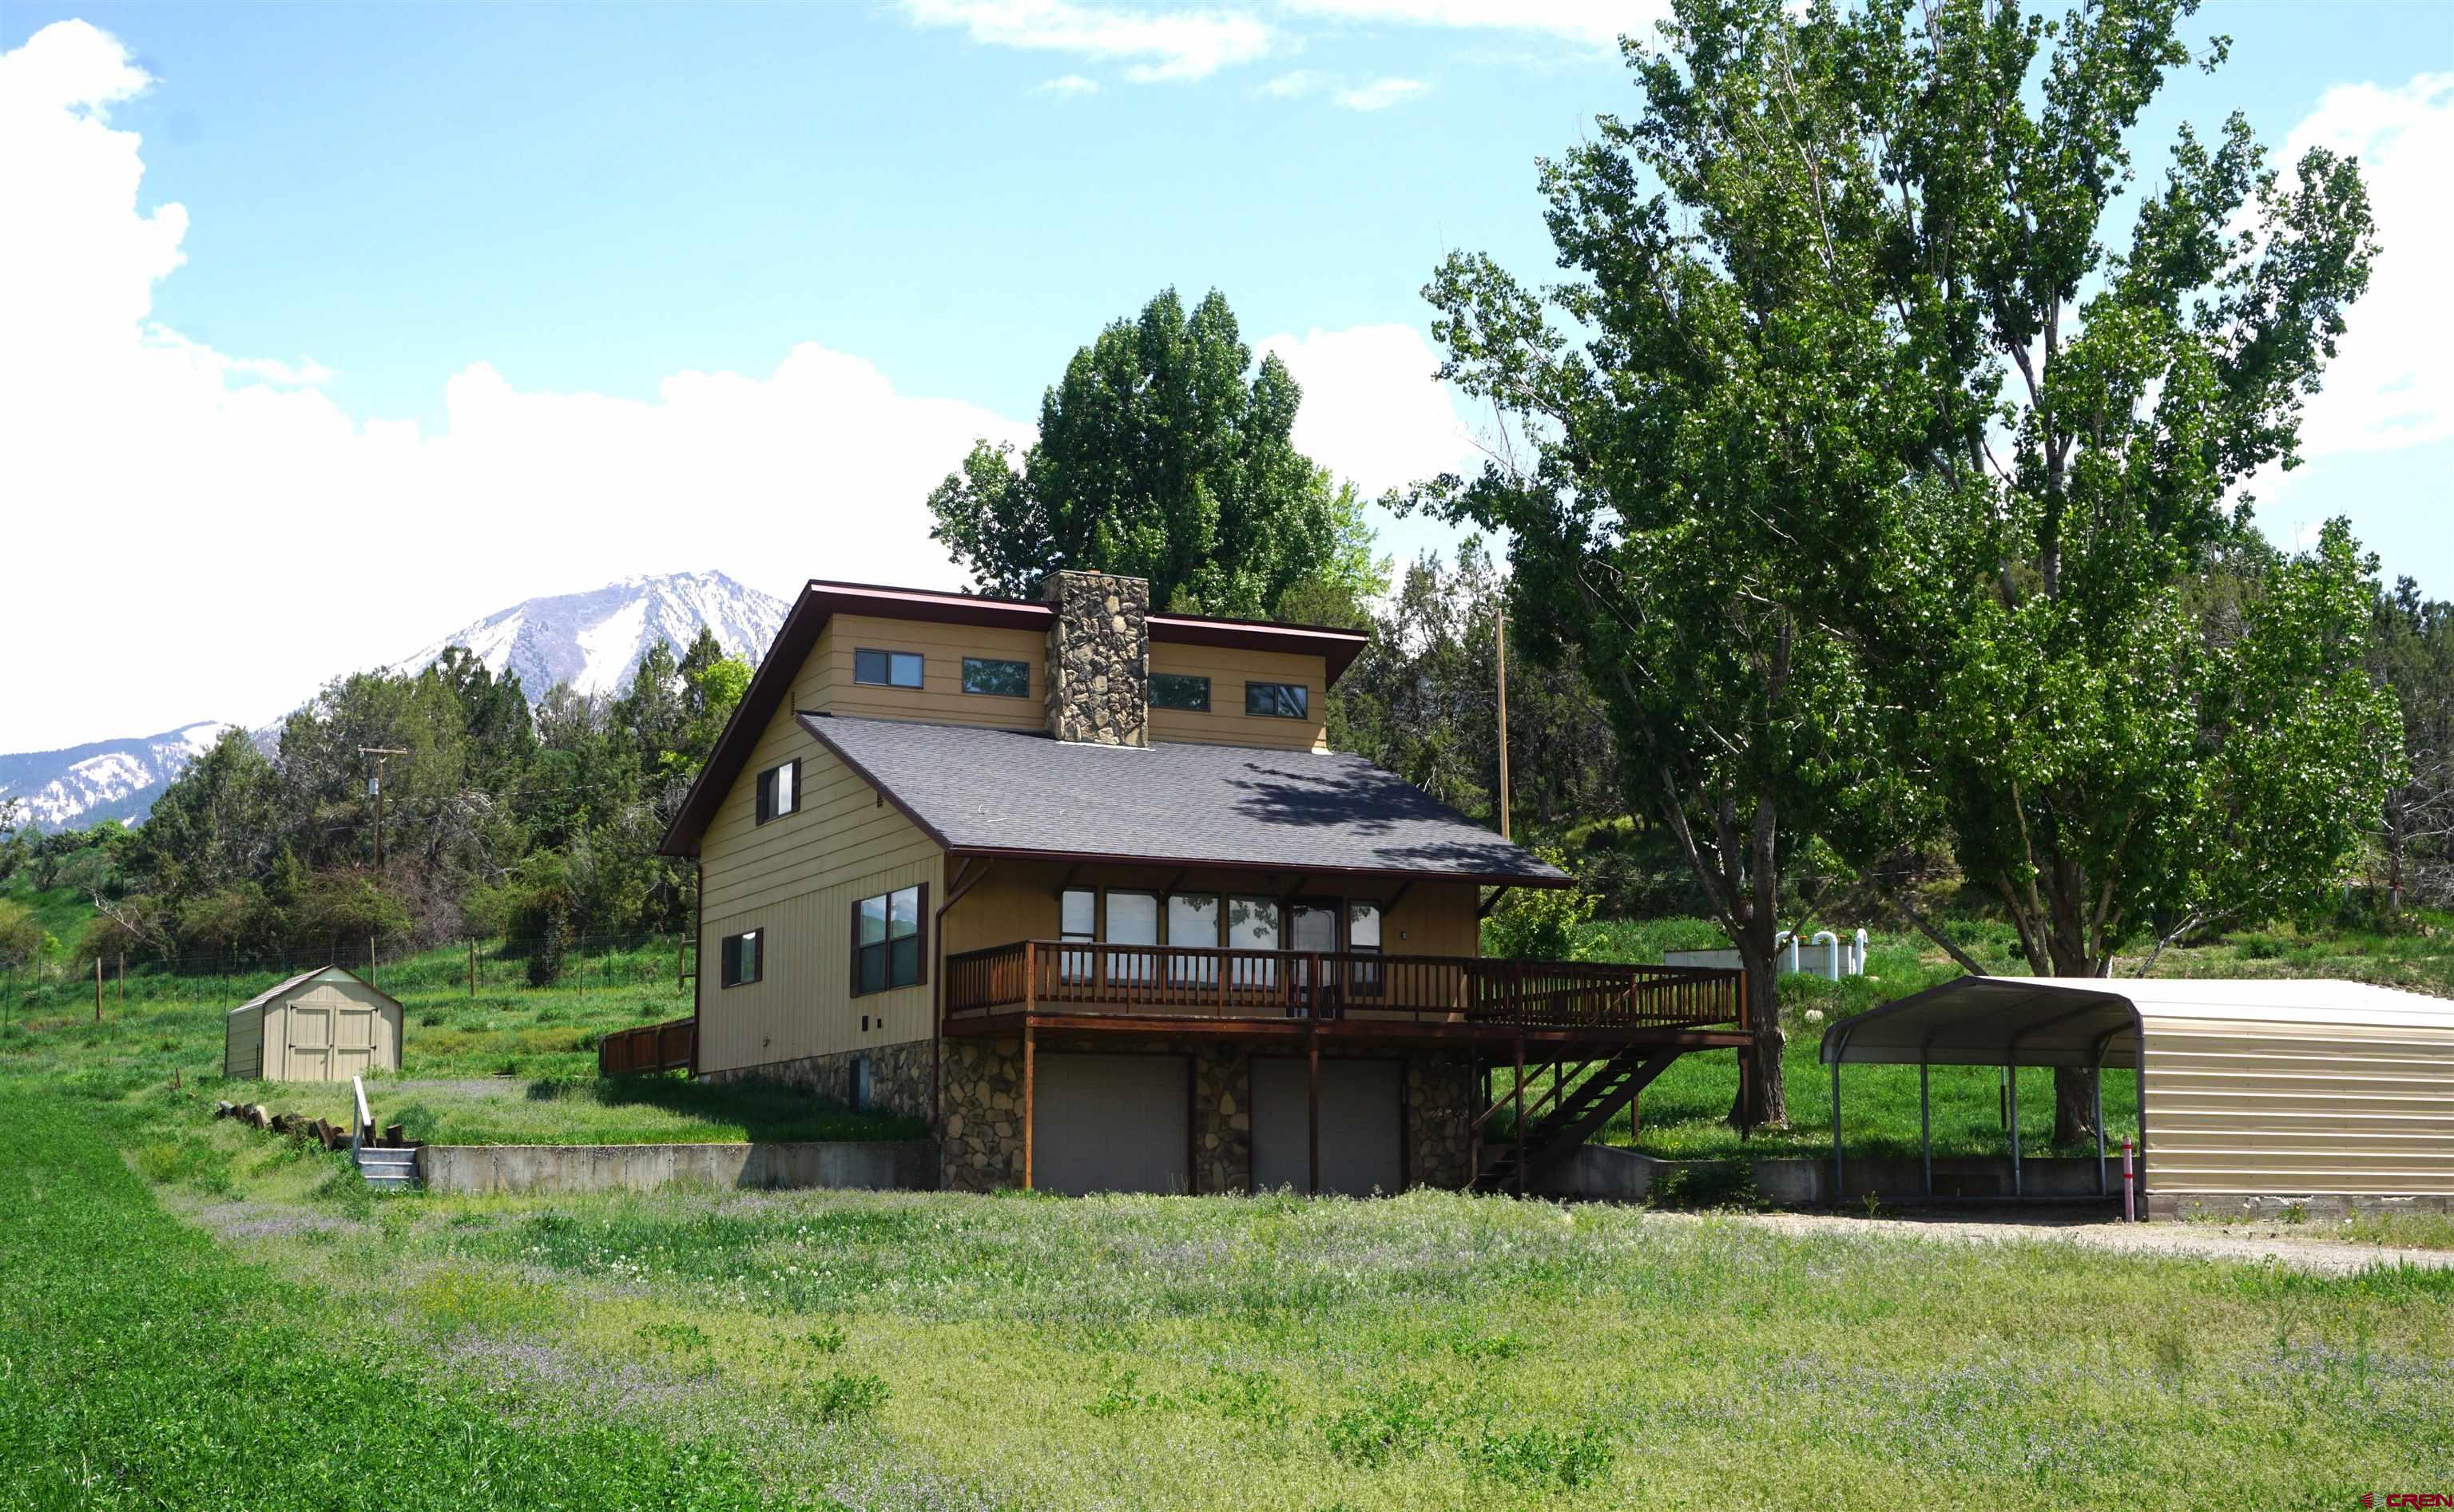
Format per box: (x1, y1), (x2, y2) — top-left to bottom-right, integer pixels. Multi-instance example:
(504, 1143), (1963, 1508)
(942, 940), (1745, 1045)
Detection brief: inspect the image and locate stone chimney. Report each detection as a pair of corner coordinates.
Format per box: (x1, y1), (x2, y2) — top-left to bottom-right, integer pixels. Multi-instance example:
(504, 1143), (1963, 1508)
(1041, 570), (1150, 746)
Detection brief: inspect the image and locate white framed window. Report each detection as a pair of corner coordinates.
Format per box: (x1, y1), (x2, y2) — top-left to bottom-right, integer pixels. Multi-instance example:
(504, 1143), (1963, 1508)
(1348, 900), (1384, 996)
(1228, 895), (1280, 988)
(1106, 890), (1159, 983)
(1059, 887), (1097, 982)
(1168, 893), (1221, 984)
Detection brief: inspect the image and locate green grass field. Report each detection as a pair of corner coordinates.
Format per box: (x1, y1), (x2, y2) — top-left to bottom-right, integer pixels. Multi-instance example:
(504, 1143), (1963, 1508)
(54, 1077), (2454, 1510)
(0, 935), (908, 1145)
(6, 907), (2452, 1506)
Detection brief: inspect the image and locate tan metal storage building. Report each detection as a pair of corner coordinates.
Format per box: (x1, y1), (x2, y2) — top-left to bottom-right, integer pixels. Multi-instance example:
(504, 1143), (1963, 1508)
(222, 966), (403, 1081)
(1822, 977), (2454, 1214)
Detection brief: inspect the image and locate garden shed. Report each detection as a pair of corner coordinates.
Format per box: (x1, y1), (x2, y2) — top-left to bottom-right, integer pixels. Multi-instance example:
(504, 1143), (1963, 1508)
(1821, 977), (2454, 1216)
(222, 966), (403, 1081)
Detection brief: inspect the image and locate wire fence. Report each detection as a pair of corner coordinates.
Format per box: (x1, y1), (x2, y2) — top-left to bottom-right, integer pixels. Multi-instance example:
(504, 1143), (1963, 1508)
(0, 931), (695, 1025)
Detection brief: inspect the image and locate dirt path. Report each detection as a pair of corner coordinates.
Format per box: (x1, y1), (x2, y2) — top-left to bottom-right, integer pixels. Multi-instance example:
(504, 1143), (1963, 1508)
(1686, 1208), (2454, 1276)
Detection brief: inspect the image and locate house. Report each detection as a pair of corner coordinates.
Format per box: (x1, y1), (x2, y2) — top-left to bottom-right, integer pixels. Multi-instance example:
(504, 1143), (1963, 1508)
(657, 571), (1746, 1196)
(223, 965), (403, 1081)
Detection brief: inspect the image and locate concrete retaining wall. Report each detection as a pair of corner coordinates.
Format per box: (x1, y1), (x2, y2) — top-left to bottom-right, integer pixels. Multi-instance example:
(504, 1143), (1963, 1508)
(1534, 1144), (2118, 1207)
(418, 1140), (935, 1196)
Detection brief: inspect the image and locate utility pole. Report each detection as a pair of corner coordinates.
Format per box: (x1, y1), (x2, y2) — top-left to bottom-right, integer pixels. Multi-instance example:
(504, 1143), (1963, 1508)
(1495, 609), (1511, 841)
(359, 747), (407, 869)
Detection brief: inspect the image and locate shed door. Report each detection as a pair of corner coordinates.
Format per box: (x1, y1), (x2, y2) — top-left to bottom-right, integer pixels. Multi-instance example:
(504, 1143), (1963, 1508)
(1034, 1054), (1189, 1196)
(1252, 1057), (1402, 1197)
(332, 1002), (377, 1078)
(286, 1003), (333, 1081)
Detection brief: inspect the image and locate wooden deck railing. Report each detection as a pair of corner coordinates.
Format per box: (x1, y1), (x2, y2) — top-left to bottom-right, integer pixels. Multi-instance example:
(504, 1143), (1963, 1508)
(598, 1016), (694, 1076)
(943, 941), (1742, 1034)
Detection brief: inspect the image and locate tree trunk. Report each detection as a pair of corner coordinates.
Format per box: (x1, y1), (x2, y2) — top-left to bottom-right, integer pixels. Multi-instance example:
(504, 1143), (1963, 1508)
(2043, 923), (2099, 1147)
(1732, 944), (1785, 1131)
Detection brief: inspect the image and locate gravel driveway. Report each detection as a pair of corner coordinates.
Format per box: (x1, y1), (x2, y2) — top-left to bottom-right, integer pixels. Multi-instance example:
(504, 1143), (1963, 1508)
(1676, 1206), (2454, 1276)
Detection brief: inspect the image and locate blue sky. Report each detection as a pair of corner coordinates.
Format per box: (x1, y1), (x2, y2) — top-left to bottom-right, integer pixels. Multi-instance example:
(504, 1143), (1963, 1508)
(2, 2), (2448, 749)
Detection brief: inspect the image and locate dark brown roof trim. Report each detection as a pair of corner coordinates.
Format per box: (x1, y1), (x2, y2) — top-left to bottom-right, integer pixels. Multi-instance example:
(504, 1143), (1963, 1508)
(659, 576), (1377, 855)
(1147, 610), (1368, 683)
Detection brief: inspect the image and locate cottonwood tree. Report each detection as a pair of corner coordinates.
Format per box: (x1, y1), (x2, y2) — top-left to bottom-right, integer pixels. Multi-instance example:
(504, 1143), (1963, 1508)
(2371, 580), (2454, 909)
(1421, 0), (2394, 1135)
(927, 288), (1379, 620)
(1805, 0), (2395, 1138)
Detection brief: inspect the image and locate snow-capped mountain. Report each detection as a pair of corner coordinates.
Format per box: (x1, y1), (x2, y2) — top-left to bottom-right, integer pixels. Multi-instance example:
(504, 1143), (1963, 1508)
(6, 571), (792, 835)
(385, 569), (790, 699)
(0, 722), (234, 834)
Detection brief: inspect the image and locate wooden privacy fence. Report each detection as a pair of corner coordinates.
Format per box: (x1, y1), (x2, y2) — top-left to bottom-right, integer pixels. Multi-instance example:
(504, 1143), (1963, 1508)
(599, 1016), (695, 1076)
(944, 941), (1742, 1033)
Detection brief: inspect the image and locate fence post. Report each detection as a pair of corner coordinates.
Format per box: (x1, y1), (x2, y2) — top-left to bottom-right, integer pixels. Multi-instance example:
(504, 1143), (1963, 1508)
(94, 956), (103, 1021)
(117, 954), (125, 1005)
(468, 937), (476, 998)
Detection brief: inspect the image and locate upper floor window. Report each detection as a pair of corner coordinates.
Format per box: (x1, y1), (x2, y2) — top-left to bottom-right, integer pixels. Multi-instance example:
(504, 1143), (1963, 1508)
(1245, 681), (1309, 720)
(854, 649), (924, 689)
(853, 884), (926, 994)
(755, 759), (800, 824)
(720, 929), (762, 988)
(962, 657), (1031, 697)
(1150, 673), (1210, 712)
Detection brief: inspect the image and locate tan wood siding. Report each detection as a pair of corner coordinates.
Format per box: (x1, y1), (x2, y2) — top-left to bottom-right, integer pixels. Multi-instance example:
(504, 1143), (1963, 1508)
(697, 657), (949, 1072)
(810, 614), (1048, 729)
(2141, 1015), (2454, 1196)
(699, 661), (945, 918)
(1147, 644), (1328, 751)
(943, 861), (1480, 958)
(698, 851), (942, 1075)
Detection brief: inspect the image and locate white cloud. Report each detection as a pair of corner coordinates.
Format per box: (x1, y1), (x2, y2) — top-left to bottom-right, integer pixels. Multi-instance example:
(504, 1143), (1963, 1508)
(898, 0), (1274, 82)
(1257, 323), (1483, 499)
(0, 20), (1031, 752)
(1277, 0), (1655, 50)
(2278, 72), (2452, 458)
(1032, 72), (1100, 96)
(1261, 69), (1425, 109)
(2231, 72), (2451, 537)
(1334, 76), (1425, 110)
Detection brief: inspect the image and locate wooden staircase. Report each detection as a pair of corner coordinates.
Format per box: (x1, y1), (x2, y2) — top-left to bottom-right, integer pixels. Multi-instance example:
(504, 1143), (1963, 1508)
(1475, 1047), (1685, 1193)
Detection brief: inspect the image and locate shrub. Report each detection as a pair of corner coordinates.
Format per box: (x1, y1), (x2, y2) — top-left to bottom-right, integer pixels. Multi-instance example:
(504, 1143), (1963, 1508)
(1470, 1423), (1615, 1488)
(1483, 850), (1598, 962)
(1320, 1384), (1445, 1466)
(1648, 1161), (1762, 1212)
(809, 1370), (890, 1422)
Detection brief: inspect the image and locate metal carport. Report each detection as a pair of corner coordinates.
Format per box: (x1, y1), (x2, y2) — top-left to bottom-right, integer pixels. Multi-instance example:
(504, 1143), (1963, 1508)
(1821, 977), (2454, 1218)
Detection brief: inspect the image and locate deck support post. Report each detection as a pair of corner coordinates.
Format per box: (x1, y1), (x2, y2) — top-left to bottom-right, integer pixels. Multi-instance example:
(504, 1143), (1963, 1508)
(1829, 1054), (1843, 1207)
(1022, 1023), (1036, 1193)
(1307, 1027), (1320, 1196)
(2092, 1065), (2107, 1196)
(1512, 1034), (1526, 1199)
(1920, 1059), (1932, 1201)
(2007, 1056), (2021, 1200)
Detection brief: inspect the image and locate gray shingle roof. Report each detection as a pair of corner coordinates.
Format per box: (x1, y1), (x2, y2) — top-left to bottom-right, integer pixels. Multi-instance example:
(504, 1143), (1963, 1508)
(798, 713), (1569, 885)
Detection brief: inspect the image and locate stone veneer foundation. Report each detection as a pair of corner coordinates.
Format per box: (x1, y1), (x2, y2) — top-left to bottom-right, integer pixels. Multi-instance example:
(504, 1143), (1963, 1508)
(698, 1038), (936, 1126)
(939, 1035), (1477, 1194)
(1042, 570), (1150, 746)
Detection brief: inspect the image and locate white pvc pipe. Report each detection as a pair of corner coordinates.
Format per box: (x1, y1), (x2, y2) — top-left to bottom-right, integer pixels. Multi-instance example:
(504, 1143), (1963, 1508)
(1812, 931), (1840, 982)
